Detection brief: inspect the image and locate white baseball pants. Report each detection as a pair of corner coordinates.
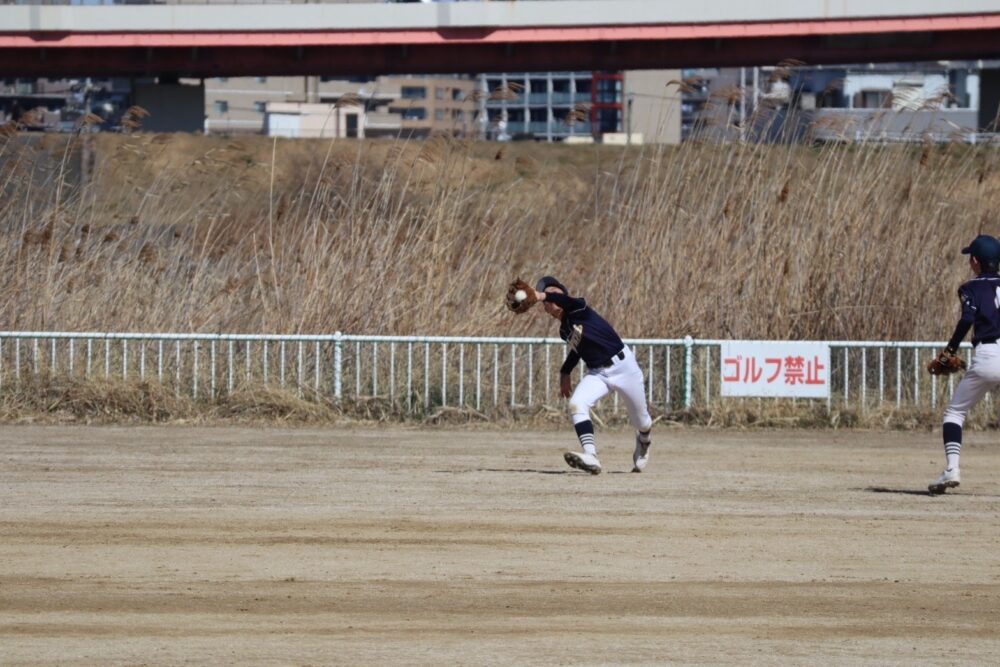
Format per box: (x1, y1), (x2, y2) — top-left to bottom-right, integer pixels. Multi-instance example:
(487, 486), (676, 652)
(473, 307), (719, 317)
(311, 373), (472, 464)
(943, 343), (1000, 426)
(569, 345), (653, 432)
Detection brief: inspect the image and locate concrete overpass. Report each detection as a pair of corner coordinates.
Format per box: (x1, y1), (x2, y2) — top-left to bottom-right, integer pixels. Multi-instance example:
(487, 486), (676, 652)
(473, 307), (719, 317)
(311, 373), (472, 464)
(2, 1), (1000, 78)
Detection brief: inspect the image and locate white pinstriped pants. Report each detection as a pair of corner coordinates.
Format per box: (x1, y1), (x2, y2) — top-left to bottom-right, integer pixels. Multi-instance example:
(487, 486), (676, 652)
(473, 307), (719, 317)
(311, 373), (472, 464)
(943, 343), (1000, 427)
(568, 345), (653, 432)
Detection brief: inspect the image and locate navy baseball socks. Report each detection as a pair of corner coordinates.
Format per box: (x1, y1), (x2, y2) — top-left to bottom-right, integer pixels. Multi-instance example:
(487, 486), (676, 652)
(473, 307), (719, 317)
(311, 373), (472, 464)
(929, 422), (962, 494)
(565, 420), (602, 474)
(563, 421), (651, 474)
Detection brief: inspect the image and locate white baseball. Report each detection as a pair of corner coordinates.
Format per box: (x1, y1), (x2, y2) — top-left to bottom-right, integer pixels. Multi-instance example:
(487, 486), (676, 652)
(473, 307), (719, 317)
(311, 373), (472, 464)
(515, 289), (528, 301)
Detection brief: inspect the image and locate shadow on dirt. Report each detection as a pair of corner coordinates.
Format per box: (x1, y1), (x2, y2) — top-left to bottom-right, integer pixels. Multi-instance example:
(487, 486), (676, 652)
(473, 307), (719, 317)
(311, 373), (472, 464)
(435, 468), (635, 475)
(864, 486), (934, 496)
(864, 486), (1000, 498)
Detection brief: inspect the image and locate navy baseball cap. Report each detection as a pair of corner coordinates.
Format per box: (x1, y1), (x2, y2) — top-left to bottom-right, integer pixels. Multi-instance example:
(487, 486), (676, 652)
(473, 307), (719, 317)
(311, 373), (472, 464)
(536, 276), (568, 294)
(961, 235), (1000, 263)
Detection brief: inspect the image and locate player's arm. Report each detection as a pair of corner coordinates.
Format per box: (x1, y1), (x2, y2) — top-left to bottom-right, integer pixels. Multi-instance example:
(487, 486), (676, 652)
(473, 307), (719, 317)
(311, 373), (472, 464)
(944, 322), (972, 354)
(535, 290), (584, 310)
(929, 289), (975, 375)
(944, 288), (975, 354)
(558, 350), (580, 398)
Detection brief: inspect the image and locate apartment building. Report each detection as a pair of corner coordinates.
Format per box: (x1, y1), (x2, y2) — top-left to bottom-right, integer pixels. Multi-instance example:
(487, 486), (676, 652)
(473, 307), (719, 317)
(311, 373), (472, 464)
(681, 62), (990, 142)
(478, 72), (598, 141)
(206, 75), (478, 138)
(477, 70), (681, 144)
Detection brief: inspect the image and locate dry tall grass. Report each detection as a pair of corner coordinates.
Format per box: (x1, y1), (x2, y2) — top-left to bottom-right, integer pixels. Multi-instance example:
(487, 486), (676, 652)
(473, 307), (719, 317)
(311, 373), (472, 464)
(1, 117), (997, 346)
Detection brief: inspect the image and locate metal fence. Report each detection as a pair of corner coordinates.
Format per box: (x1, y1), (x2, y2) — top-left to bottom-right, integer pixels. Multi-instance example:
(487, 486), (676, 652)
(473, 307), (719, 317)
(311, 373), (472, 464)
(0, 0), (429, 5)
(0, 1), (385, 5)
(0, 331), (977, 415)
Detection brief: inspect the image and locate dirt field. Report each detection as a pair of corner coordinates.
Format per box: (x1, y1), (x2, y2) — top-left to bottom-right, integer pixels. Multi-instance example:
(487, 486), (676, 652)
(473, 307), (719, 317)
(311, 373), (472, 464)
(2, 425), (999, 666)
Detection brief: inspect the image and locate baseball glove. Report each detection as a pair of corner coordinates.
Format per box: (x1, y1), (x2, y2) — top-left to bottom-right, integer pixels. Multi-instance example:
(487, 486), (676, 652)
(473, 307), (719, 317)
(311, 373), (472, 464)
(927, 350), (967, 376)
(505, 278), (537, 314)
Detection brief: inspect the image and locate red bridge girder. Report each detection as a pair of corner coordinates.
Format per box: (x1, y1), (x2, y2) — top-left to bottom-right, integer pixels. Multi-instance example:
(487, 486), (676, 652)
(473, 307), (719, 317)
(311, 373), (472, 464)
(2, 19), (1000, 78)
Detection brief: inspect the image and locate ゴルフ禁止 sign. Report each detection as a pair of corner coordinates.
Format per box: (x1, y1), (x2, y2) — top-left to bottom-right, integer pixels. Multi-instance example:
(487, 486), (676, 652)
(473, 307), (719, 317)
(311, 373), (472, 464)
(720, 341), (830, 398)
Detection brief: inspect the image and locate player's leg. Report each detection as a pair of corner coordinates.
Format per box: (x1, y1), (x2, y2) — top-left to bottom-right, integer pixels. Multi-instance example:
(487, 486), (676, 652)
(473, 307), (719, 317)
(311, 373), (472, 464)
(564, 372), (610, 474)
(932, 345), (1000, 492)
(606, 347), (654, 472)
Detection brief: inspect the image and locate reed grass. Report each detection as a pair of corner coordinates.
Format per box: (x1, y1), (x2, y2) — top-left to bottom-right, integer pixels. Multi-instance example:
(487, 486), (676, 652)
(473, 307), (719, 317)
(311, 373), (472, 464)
(0, 105), (998, 425)
(2, 123), (994, 342)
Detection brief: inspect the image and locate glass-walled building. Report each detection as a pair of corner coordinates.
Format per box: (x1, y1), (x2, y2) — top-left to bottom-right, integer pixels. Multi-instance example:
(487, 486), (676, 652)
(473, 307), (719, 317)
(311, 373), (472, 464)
(477, 71), (612, 141)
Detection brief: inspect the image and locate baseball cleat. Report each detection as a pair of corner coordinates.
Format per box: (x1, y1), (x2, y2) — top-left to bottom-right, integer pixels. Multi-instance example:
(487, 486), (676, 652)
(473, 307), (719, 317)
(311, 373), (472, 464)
(928, 467), (961, 494)
(632, 434), (651, 473)
(564, 451), (602, 475)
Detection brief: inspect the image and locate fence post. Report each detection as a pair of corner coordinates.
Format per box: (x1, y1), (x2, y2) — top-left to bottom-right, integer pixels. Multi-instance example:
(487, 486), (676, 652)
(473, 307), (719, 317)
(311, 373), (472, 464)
(334, 331), (343, 400)
(683, 335), (694, 409)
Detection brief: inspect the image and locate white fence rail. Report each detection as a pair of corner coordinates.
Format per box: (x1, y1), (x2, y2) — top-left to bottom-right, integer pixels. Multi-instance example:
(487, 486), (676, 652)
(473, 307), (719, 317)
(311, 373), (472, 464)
(0, 331), (974, 414)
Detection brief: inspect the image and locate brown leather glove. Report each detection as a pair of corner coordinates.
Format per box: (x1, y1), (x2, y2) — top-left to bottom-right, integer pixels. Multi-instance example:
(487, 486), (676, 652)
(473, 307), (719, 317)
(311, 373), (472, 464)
(927, 350), (967, 375)
(505, 278), (538, 314)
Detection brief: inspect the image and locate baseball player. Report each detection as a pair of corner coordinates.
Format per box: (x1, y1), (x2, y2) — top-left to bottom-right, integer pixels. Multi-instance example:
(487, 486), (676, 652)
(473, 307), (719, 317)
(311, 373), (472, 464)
(508, 276), (653, 474)
(927, 234), (1000, 494)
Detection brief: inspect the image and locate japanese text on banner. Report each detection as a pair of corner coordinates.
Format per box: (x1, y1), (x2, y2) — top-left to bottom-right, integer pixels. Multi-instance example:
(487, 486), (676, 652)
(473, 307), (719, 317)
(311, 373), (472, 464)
(720, 341), (830, 398)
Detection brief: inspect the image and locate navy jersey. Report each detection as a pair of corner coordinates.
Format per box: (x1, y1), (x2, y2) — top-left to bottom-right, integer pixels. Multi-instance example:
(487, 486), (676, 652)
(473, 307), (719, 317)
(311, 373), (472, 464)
(946, 273), (1000, 351)
(545, 291), (625, 374)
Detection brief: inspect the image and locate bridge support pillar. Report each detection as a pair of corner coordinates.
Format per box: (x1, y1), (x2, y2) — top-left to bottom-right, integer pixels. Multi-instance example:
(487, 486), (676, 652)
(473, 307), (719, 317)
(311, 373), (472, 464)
(132, 80), (205, 133)
(979, 68), (1000, 131)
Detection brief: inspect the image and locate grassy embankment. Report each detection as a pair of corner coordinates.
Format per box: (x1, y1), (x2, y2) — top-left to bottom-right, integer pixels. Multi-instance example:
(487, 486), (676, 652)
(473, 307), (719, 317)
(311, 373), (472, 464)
(0, 113), (997, 425)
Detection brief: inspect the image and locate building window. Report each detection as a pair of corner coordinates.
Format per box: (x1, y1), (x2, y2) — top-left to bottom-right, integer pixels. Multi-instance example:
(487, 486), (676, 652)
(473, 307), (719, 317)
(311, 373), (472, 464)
(401, 107), (426, 120)
(816, 89), (844, 109)
(452, 109), (464, 121)
(595, 79), (621, 103)
(256, 76), (268, 84)
(435, 87), (445, 100)
(214, 100), (229, 113)
(856, 89), (890, 109)
(217, 77), (229, 83)
(401, 86), (426, 99)
(452, 89), (464, 101)
(435, 109), (445, 121)
(596, 108), (621, 133)
(254, 101), (267, 113)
